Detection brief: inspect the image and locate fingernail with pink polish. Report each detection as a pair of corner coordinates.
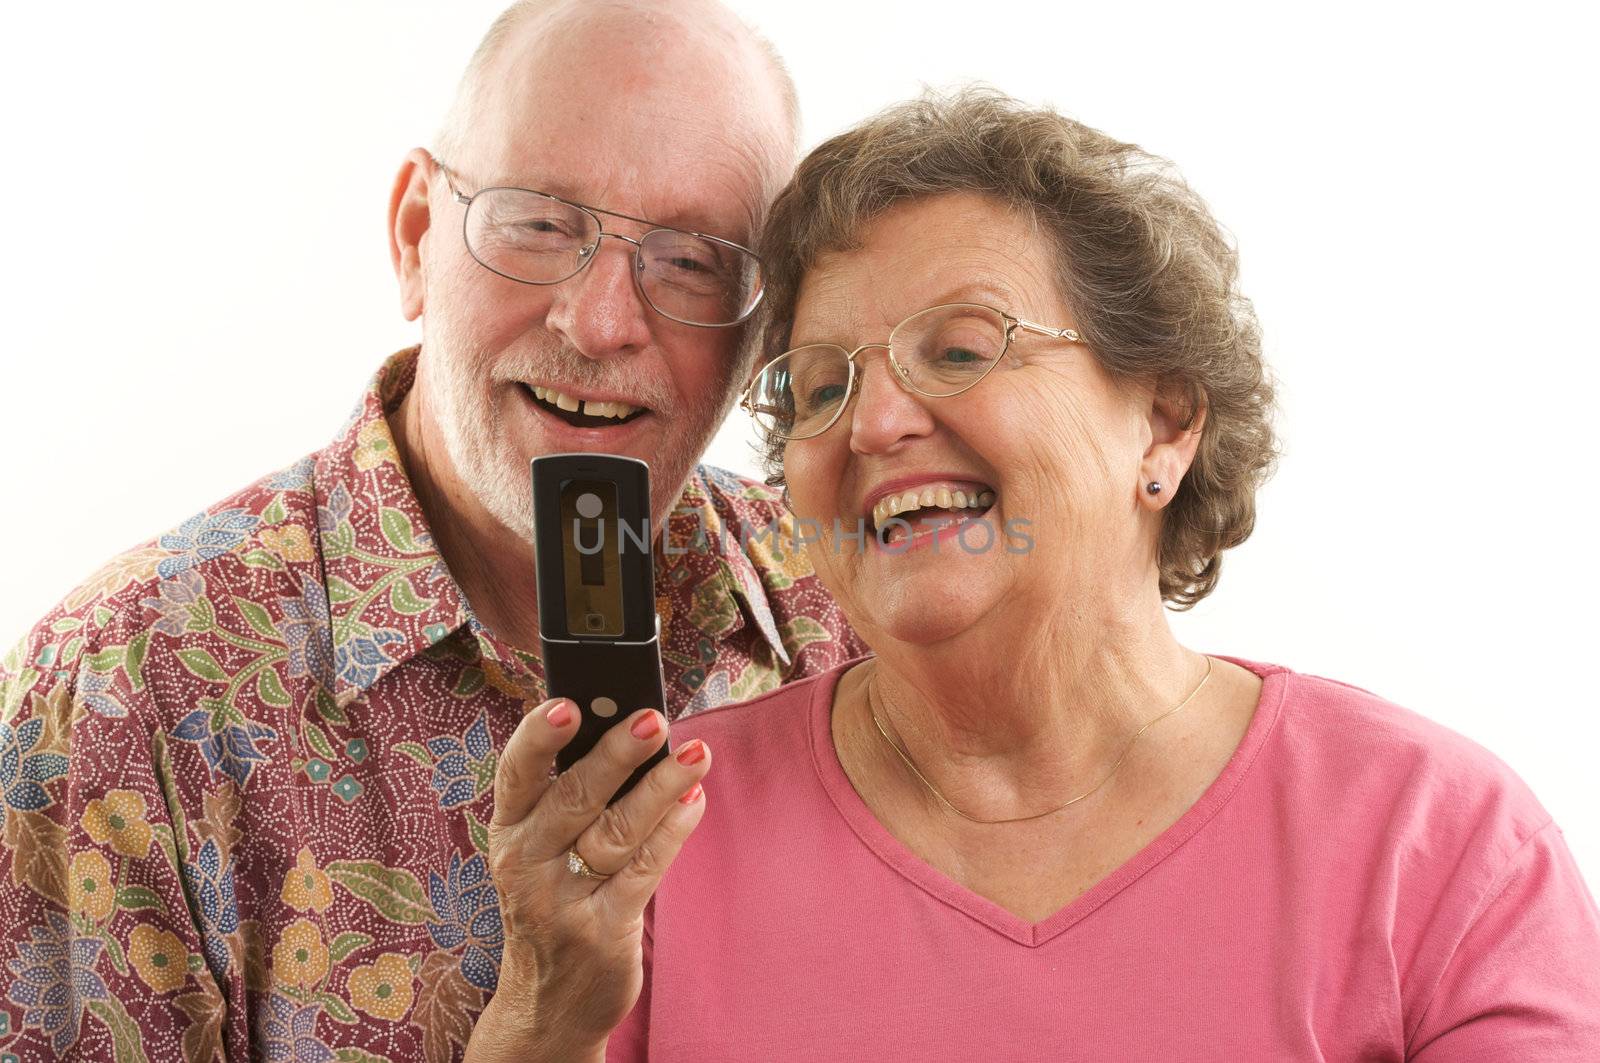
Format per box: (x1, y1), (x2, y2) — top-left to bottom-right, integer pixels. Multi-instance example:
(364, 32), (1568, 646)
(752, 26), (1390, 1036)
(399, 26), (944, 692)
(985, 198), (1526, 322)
(679, 782), (703, 805)
(546, 701), (572, 728)
(674, 740), (706, 766)
(630, 711), (661, 740)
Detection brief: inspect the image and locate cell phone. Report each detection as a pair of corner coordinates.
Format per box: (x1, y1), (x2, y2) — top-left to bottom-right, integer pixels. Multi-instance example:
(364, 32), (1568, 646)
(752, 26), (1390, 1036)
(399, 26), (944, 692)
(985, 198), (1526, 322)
(530, 453), (669, 803)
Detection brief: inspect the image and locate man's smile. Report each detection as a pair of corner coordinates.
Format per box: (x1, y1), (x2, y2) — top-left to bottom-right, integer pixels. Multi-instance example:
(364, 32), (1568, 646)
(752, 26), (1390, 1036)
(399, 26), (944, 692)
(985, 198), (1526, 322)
(518, 381), (652, 430)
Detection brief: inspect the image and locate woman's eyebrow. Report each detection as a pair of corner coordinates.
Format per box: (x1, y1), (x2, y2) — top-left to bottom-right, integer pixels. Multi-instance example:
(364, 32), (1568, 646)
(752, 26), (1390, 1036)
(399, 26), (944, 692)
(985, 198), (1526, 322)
(925, 281), (1018, 308)
(792, 282), (1025, 345)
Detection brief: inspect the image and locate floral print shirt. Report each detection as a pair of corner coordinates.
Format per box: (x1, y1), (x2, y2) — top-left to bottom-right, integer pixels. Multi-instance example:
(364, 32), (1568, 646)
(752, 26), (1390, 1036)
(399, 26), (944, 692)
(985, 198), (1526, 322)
(0, 348), (864, 1060)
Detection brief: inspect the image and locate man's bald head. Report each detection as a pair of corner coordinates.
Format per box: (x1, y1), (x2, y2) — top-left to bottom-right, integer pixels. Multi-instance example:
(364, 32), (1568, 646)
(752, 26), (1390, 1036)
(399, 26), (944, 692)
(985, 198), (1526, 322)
(434, 0), (799, 217)
(391, 0), (803, 552)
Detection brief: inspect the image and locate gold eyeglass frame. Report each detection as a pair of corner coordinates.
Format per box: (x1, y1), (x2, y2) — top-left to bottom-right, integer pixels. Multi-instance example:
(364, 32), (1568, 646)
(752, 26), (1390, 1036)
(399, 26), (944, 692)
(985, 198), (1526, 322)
(740, 302), (1086, 441)
(430, 154), (766, 328)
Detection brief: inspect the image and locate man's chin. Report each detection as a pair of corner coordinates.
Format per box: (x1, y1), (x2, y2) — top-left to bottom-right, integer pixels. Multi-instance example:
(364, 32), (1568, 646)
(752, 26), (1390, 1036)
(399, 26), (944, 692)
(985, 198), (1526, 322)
(454, 457), (537, 545)
(440, 383), (714, 543)
(505, 384), (708, 508)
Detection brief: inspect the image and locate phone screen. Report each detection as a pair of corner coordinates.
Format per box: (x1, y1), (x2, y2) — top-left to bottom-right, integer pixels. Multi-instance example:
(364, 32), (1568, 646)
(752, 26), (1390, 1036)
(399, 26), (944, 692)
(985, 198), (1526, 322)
(559, 478), (624, 636)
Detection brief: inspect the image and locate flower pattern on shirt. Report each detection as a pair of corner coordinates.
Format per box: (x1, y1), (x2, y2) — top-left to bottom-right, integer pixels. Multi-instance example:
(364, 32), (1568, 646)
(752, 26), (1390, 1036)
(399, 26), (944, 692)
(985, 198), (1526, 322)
(0, 718), (66, 814)
(7, 911), (111, 1054)
(67, 850), (115, 922)
(0, 346), (864, 1059)
(127, 925), (188, 995)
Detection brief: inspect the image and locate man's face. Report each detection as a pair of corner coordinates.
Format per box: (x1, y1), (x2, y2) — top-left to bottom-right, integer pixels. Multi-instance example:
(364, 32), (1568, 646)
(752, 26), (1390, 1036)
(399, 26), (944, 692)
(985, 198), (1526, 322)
(413, 19), (784, 540)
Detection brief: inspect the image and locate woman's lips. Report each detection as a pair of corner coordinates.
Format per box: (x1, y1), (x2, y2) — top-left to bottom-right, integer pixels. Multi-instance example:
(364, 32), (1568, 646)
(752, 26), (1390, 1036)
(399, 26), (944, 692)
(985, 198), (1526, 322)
(869, 481), (997, 537)
(872, 505), (997, 552)
(870, 483), (992, 547)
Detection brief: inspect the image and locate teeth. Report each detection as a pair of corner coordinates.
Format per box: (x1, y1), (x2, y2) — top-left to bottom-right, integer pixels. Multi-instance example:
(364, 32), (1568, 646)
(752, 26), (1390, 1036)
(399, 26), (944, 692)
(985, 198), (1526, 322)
(532, 385), (639, 420)
(869, 482), (997, 528)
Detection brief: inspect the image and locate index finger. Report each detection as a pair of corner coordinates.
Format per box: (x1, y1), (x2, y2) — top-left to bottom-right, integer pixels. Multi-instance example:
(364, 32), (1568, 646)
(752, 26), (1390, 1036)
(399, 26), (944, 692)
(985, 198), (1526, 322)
(491, 698), (578, 827)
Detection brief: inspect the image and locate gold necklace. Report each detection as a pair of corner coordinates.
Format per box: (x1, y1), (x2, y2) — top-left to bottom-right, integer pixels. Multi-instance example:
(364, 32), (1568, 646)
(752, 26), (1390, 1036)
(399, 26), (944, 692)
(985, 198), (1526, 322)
(867, 656), (1214, 825)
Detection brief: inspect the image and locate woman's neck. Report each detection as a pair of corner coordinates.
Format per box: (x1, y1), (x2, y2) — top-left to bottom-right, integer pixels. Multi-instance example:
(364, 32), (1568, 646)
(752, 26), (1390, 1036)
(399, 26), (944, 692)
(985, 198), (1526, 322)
(848, 598), (1212, 824)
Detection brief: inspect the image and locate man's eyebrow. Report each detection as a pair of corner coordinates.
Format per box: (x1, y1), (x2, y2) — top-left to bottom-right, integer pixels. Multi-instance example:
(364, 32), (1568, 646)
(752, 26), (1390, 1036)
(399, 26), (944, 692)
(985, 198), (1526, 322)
(488, 172), (752, 244)
(622, 198), (754, 245)
(651, 208), (752, 244)
(486, 172), (584, 203)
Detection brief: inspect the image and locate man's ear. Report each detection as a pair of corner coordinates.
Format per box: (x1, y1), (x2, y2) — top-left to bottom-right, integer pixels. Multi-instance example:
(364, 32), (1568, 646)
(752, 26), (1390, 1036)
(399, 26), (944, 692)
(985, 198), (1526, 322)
(1141, 381), (1207, 503)
(389, 148), (436, 322)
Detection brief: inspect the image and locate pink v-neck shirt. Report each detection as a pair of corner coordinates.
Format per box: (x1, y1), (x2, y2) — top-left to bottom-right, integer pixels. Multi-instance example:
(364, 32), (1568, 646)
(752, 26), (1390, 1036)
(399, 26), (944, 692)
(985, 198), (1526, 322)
(608, 657), (1600, 1060)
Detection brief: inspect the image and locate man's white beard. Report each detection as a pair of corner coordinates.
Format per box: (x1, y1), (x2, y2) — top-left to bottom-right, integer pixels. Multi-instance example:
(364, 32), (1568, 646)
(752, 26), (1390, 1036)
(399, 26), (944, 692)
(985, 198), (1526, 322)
(416, 312), (737, 544)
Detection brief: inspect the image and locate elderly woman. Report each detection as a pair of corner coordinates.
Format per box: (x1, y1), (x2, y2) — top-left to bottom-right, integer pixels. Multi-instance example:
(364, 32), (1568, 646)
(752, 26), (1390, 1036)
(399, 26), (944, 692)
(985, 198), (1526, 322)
(469, 91), (1600, 1062)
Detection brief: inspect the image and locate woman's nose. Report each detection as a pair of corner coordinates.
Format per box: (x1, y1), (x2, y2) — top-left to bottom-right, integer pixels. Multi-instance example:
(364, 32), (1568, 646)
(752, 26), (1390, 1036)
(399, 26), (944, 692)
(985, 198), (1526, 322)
(847, 348), (937, 454)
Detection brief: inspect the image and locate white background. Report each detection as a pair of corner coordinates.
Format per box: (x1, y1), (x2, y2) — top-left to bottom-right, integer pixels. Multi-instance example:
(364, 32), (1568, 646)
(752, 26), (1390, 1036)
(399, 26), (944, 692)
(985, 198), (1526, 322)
(2, 2), (1596, 882)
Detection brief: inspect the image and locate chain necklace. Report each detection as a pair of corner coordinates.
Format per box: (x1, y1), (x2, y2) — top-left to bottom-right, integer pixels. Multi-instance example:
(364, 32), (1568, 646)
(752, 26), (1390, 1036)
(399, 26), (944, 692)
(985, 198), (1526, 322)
(866, 656), (1214, 825)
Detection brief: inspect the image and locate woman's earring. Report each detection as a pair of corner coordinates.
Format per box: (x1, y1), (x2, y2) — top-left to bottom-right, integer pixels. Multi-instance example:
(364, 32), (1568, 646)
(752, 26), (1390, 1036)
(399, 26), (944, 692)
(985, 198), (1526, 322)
(781, 485), (794, 511)
(1146, 481), (1163, 495)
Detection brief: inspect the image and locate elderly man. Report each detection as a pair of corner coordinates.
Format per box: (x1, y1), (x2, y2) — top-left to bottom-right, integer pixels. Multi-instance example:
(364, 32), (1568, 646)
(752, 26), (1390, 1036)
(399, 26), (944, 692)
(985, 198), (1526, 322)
(0, 1), (858, 1056)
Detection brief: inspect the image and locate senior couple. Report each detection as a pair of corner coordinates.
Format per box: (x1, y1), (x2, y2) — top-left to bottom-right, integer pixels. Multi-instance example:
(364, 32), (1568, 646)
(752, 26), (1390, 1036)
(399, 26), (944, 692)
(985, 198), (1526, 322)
(2, 0), (1596, 1059)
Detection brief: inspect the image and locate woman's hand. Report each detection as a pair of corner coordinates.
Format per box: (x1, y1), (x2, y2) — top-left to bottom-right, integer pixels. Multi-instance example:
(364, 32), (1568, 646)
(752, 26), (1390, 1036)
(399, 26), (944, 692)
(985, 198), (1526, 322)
(465, 699), (711, 1062)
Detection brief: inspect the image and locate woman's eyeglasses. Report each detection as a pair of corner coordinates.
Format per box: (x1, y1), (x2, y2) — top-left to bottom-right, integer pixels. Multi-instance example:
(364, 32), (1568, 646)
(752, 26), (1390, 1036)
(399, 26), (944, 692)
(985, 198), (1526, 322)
(741, 302), (1085, 441)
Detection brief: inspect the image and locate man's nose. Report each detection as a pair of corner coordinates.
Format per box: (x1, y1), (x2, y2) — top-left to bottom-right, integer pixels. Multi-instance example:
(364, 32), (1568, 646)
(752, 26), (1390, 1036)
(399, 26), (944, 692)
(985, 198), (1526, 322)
(847, 348), (936, 455)
(543, 235), (653, 360)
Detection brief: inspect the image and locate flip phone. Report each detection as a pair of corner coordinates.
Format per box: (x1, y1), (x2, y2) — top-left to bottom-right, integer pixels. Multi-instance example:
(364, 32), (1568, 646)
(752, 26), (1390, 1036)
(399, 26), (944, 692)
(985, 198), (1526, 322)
(531, 454), (669, 803)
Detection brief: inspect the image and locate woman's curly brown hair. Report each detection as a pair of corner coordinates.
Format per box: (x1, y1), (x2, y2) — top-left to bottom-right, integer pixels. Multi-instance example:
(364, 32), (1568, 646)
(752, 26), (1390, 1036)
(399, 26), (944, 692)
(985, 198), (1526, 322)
(754, 87), (1279, 608)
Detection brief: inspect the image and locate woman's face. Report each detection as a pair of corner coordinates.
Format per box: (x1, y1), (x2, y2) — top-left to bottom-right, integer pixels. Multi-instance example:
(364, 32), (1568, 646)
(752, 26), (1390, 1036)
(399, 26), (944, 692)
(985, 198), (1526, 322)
(782, 192), (1171, 648)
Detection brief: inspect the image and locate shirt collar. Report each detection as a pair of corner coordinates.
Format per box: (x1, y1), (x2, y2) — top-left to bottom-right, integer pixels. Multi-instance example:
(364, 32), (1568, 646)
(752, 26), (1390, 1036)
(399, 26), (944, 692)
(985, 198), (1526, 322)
(666, 468), (791, 671)
(310, 348), (471, 707)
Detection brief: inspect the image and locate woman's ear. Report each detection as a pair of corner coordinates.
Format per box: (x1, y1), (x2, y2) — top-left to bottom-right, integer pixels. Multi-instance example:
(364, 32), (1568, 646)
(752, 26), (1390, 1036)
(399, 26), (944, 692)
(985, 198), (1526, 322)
(1140, 382), (1206, 506)
(389, 148), (436, 322)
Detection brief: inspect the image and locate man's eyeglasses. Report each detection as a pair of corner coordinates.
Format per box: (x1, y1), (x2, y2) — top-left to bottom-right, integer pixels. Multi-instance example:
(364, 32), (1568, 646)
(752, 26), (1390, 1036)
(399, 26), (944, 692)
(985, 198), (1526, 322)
(433, 156), (765, 328)
(741, 302), (1086, 441)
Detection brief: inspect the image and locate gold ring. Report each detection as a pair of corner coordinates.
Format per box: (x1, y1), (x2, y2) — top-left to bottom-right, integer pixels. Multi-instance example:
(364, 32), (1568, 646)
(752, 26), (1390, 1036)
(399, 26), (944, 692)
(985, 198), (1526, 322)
(566, 847), (611, 881)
